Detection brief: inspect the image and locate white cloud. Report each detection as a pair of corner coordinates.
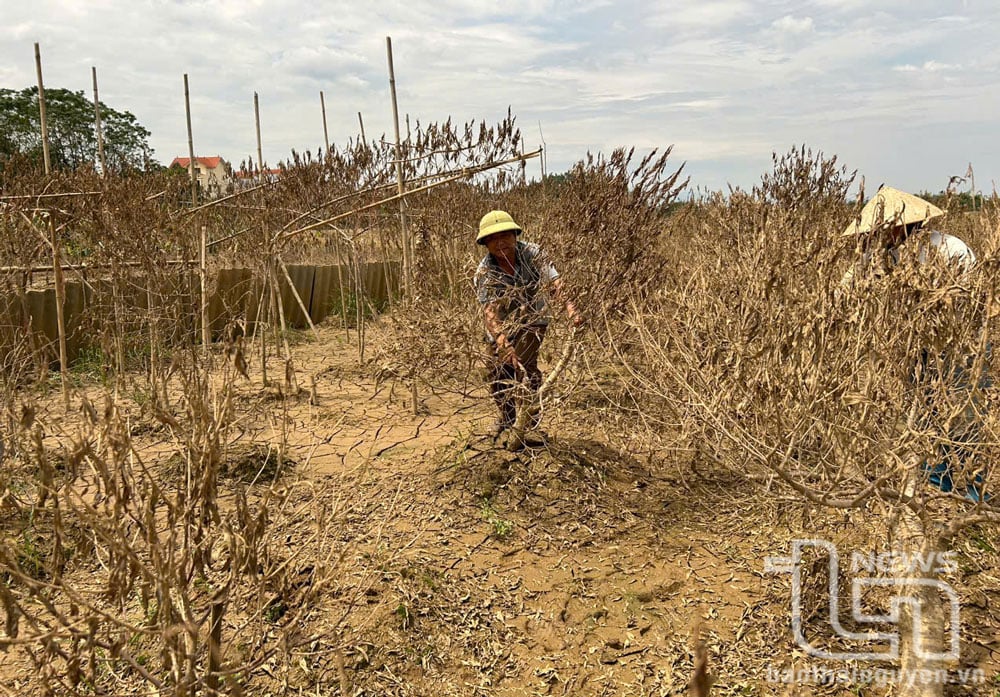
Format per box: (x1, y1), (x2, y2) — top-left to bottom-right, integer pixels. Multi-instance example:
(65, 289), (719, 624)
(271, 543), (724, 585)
(0, 0), (998, 193)
(771, 15), (814, 34)
(648, 0), (753, 30)
(892, 60), (962, 73)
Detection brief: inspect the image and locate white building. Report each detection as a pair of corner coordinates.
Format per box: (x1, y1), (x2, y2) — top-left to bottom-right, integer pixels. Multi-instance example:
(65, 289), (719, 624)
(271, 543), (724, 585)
(169, 156), (233, 198)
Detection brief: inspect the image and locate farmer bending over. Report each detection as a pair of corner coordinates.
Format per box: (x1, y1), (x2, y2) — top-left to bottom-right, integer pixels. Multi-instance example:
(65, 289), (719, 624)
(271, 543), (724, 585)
(841, 186), (988, 501)
(474, 210), (582, 438)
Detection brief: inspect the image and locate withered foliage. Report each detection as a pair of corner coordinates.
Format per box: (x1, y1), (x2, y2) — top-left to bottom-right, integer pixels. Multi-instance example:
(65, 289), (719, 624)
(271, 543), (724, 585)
(619, 146), (1000, 542)
(1, 109), (998, 696)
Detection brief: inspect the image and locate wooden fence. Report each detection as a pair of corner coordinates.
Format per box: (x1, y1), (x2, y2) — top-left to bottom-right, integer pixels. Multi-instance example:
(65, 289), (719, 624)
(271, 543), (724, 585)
(0, 261), (399, 367)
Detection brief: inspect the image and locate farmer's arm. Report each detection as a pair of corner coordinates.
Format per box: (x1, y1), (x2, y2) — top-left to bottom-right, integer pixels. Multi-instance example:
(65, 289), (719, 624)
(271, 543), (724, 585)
(484, 301), (504, 343)
(484, 301), (518, 364)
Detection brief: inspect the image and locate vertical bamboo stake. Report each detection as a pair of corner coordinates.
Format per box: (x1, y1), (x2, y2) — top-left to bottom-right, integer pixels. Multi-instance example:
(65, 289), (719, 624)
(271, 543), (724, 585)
(267, 260), (291, 360)
(267, 261), (295, 393)
(110, 257), (125, 376)
(385, 38), (412, 299)
(254, 92), (264, 184)
(34, 43), (51, 174)
(35, 46), (68, 406)
(386, 36), (418, 413)
(184, 74), (198, 205)
(320, 91), (331, 155)
(92, 67), (107, 176)
(352, 249), (365, 361)
(147, 279), (159, 401)
(200, 225), (210, 351)
(48, 217), (70, 408)
(968, 162), (977, 211)
(253, 271), (269, 386)
(332, 232), (350, 341)
(538, 122), (547, 198)
(357, 112), (367, 146)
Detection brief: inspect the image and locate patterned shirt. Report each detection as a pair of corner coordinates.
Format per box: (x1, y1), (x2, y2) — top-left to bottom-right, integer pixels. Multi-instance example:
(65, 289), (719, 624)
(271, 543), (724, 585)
(474, 241), (559, 341)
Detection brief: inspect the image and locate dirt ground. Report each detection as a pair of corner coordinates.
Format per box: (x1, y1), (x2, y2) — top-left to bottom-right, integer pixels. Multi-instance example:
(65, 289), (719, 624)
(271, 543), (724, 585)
(2, 318), (999, 697)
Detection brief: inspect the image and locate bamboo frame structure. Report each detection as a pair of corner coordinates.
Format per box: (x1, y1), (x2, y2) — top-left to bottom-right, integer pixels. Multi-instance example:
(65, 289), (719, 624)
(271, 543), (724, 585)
(279, 149), (541, 243)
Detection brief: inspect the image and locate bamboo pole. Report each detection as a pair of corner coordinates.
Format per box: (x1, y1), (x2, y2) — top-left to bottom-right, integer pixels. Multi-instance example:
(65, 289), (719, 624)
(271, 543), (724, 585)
(200, 225), (210, 351)
(538, 122), (547, 197)
(0, 259), (196, 274)
(267, 262), (294, 393)
(35, 45), (68, 405)
(92, 67), (107, 176)
(269, 151), (539, 243)
(354, 250), (365, 362)
(146, 270), (160, 403)
(184, 74), (198, 205)
(251, 268), (269, 386)
(386, 36), (419, 412)
(334, 233), (350, 341)
(320, 91), (331, 155)
(0, 191), (103, 201)
(279, 149), (541, 243)
(277, 257), (319, 341)
(385, 37), (413, 300)
(969, 163), (977, 211)
(254, 92), (264, 184)
(110, 256), (125, 376)
(180, 181), (272, 219)
(47, 216), (70, 408)
(34, 43), (51, 175)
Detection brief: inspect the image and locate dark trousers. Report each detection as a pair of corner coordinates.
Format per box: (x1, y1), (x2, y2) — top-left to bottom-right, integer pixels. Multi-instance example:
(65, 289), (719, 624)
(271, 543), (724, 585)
(488, 327), (545, 426)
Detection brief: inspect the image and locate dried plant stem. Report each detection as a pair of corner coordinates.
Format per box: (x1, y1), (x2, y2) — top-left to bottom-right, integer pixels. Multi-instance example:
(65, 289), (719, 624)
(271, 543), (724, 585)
(507, 329), (577, 451)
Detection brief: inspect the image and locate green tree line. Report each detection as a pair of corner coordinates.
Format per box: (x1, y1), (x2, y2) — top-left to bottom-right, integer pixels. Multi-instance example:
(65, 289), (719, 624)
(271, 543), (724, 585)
(0, 86), (155, 173)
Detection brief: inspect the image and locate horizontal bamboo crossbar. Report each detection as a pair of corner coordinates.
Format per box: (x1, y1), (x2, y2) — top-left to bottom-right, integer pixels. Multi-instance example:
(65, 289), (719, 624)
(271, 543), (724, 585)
(1, 259), (197, 274)
(0, 191), (104, 201)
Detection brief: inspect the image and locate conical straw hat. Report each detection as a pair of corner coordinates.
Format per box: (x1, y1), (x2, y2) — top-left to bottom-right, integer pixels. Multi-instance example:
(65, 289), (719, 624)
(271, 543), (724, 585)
(841, 186), (945, 236)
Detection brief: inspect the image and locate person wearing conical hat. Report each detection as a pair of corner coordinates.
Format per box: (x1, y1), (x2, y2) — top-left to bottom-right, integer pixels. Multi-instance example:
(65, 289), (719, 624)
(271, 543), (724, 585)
(840, 186), (974, 288)
(474, 210), (583, 440)
(841, 186), (989, 501)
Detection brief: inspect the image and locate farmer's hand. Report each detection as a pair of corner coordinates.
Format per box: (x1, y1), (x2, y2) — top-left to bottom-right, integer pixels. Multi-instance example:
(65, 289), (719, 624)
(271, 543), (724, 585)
(496, 334), (520, 367)
(566, 302), (585, 328)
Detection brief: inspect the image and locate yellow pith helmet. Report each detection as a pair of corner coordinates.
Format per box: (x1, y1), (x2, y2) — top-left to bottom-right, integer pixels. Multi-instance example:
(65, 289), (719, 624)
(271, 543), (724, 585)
(841, 186), (945, 237)
(477, 210), (522, 244)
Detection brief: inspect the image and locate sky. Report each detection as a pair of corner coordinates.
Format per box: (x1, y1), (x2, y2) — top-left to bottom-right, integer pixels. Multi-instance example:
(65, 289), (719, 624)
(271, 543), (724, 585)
(1, 0), (998, 195)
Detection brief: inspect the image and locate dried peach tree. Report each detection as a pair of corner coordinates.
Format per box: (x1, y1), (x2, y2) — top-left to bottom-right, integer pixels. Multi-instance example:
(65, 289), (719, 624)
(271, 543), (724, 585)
(373, 143), (688, 443)
(618, 147), (999, 694)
